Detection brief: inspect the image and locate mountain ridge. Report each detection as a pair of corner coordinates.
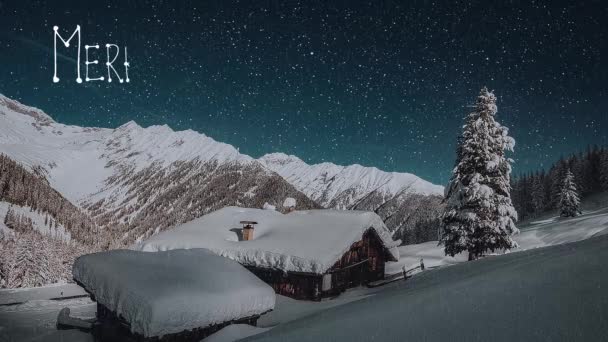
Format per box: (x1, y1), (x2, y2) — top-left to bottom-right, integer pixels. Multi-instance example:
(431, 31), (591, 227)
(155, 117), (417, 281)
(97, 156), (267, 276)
(0, 93), (445, 287)
(0, 94), (444, 244)
(0, 93), (443, 209)
(259, 152), (443, 209)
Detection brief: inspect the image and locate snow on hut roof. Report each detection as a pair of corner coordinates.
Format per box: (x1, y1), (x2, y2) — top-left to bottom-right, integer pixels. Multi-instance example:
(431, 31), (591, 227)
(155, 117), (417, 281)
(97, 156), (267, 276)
(73, 248), (275, 338)
(134, 207), (400, 274)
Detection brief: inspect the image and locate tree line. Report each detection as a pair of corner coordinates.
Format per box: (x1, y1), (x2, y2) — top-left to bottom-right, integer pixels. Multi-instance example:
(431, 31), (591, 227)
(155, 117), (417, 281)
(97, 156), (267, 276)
(0, 154), (103, 246)
(440, 87), (603, 261)
(511, 145), (608, 220)
(0, 228), (90, 288)
(0, 154), (101, 288)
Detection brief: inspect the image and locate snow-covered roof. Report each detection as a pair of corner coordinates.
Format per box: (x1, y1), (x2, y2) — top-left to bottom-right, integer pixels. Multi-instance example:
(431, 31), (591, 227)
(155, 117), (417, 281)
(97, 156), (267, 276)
(134, 207), (400, 274)
(73, 248), (275, 338)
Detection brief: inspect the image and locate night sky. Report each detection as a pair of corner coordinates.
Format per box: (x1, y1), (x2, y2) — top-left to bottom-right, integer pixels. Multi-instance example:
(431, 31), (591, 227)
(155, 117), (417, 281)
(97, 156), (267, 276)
(1, 0), (607, 184)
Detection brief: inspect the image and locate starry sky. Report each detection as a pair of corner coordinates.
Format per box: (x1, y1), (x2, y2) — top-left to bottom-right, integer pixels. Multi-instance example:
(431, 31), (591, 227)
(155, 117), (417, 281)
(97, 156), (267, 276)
(1, 0), (607, 184)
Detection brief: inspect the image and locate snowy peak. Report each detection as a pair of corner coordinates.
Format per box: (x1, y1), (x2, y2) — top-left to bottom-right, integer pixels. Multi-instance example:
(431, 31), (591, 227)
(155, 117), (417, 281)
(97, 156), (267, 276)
(0, 94), (259, 202)
(105, 118), (253, 171)
(258, 152), (306, 167)
(0, 94), (55, 126)
(258, 152), (443, 208)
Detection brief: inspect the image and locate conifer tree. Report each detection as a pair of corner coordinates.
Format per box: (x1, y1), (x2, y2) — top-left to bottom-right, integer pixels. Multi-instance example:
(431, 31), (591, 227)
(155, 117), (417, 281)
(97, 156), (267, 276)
(441, 87), (519, 260)
(559, 169), (581, 218)
(531, 174), (545, 215)
(550, 159), (568, 209)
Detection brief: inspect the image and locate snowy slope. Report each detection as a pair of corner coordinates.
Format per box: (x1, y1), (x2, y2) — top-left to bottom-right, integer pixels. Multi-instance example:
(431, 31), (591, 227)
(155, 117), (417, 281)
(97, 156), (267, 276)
(0, 94), (251, 204)
(244, 234), (608, 342)
(259, 152), (443, 209)
(203, 325), (271, 342)
(0, 95), (114, 203)
(3, 208), (608, 341)
(385, 205), (608, 275)
(0, 201), (71, 241)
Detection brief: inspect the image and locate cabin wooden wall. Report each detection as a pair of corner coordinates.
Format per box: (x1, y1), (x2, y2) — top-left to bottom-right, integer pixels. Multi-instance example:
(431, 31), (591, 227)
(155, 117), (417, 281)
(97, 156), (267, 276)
(94, 303), (261, 342)
(246, 228), (390, 301)
(324, 229), (387, 296)
(246, 267), (323, 300)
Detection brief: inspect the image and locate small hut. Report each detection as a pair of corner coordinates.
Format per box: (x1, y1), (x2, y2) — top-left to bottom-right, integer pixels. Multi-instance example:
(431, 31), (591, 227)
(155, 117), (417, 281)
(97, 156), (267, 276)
(73, 248), (275, 341)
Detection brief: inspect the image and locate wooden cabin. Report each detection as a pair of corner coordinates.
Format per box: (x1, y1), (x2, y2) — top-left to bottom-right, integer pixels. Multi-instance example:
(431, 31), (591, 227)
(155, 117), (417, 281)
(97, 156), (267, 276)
(92, 302), (264, 342)
(72, 248), (276, 342)
(137, 206), (401, 301)
(246, 228), (396, 300)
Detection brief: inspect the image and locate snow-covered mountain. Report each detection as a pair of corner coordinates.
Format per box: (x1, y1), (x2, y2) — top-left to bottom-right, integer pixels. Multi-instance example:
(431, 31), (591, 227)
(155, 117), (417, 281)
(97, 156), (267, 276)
(259, 152), (443, 209)
(0, 93), (443, 247)
(0, 94), (318, 247)
(258, 153), (444, 242)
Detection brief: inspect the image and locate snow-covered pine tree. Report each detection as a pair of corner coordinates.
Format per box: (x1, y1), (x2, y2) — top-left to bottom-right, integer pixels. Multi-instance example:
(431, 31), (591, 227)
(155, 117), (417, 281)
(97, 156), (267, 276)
(441, 87), (519, 260)
(4, 207), (15, 228)
(550, 159), (568, 209)
(559, 169), (581, 218)
(0, 234), (19, 288)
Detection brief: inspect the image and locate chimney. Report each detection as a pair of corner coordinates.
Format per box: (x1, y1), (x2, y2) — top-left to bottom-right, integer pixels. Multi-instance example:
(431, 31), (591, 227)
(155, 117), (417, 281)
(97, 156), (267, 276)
(282, 197), (297, 213)
(240, 221), (258, 241)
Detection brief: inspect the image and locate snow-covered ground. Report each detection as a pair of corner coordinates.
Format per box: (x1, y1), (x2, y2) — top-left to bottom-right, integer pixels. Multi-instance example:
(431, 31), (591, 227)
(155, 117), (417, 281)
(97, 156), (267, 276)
(0, 289), (95, 342)
(386, 206), (608, 275)
(245, 233), (608, 342)
(3, 205), (608, 342)
(0, 283), (378, 342)
(203, 325), (271, 342)
(0, 283), (86, 306)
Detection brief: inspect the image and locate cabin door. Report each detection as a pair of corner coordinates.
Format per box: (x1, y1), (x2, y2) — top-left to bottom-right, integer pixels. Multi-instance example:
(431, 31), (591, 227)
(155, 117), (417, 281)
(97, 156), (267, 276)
(322, 273), (332, 291)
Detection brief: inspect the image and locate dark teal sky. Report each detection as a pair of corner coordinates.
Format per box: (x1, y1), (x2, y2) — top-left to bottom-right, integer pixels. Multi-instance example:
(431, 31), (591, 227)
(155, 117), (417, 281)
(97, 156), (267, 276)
(1, 0), (607, 184)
